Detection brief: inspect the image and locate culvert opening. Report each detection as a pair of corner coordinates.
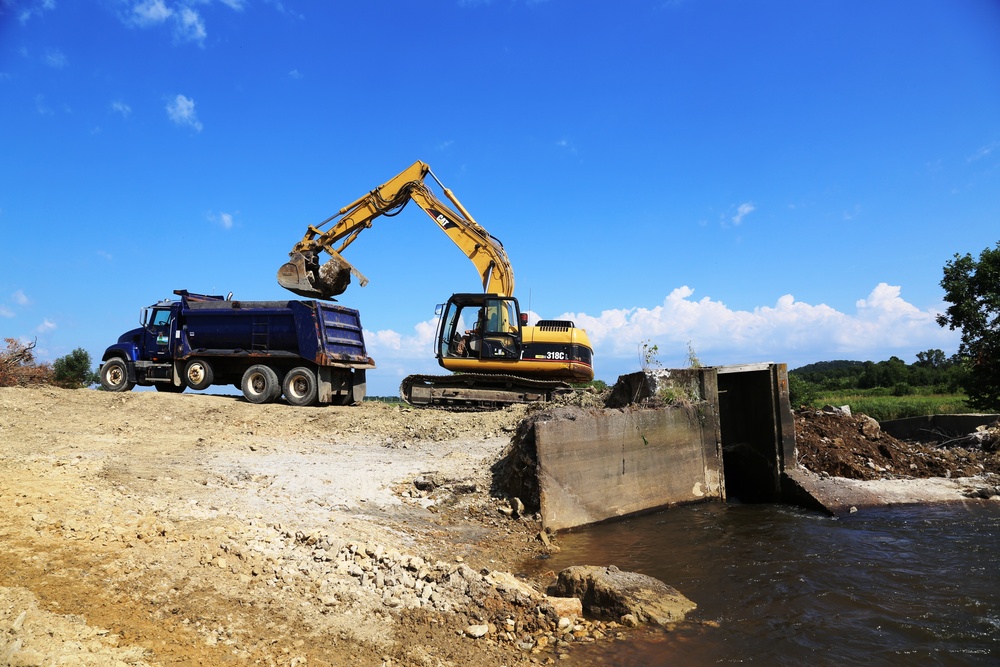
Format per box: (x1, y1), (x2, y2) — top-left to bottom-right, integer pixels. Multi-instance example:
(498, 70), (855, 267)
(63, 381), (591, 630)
(717, 366), (788, 503)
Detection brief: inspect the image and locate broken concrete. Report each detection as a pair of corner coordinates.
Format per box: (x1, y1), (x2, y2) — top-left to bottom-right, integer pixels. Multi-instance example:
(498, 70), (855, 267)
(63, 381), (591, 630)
(547, 565), (696, 626)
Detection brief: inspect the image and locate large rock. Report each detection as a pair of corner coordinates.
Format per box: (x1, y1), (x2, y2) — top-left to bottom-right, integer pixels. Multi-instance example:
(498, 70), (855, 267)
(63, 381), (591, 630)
(547, 565), (695, 626)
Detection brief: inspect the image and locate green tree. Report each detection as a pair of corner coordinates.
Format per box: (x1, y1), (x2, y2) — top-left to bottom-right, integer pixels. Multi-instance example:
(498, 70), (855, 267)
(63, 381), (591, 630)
(915, 348), (947, 369)
(937, 241), (1000, 410)
(52, 348), (99, 389)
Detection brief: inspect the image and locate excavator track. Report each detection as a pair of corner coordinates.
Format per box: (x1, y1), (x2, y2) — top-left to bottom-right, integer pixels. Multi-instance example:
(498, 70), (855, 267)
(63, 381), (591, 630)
(400, 373), (572, 411)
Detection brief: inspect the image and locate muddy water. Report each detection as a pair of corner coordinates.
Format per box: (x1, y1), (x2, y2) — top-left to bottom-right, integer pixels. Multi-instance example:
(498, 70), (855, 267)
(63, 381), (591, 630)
(525, 502), (1000, 666)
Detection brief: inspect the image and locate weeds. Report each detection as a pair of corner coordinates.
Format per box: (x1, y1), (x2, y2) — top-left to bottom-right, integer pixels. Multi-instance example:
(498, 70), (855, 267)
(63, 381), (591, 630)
(803, 389), (971, 421)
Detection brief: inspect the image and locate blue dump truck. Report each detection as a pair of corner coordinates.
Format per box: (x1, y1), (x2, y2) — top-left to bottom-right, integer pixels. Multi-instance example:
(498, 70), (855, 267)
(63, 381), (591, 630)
(99, 290), (374, 405)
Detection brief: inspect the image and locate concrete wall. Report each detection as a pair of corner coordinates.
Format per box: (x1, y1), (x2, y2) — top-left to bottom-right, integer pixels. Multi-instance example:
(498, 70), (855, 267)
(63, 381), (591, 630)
(533, 403), (724, 532)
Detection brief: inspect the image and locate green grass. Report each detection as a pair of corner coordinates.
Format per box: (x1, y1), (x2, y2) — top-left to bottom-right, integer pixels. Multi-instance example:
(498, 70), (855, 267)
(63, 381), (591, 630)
(805, 390), (970, 421)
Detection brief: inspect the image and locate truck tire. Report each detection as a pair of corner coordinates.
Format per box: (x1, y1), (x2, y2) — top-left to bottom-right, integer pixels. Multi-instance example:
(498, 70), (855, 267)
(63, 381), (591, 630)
(241, 364), (280, 404)
(283, 366), (318, 407)
(183, 358), (214, 391)
(100, 358), (135, 392)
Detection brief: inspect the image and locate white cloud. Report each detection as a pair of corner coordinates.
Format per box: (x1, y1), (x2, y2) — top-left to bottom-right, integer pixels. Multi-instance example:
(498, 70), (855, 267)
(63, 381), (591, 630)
(561, 283), (958, 375)
(732, 202), (755, 225)
(17, 0), (55, 24)
(12, 290), (29, 306)
(218, 0), (246, 9)
(259, 0), (304, 20)
(556, 138), (578, 155)
(126, 1), (211, 45)
(365, 319), (438, 360)
(36, 319), (56, 333)
(97, 250), (113, 261)
(43, 48), (66, 68)
(289, 68), (303, 79)
(166, 94), (202, 131)
(176, 6), (206, 44)
(842, 204), (862, 221)
(968, 140), (999, 163)
(34, 94), (52, 116)
(355, 284), (961, 390)
(209, 211), (235, 229)
(111, 100), (132, 117)
(0, 306), (13, 318)
(131, 0), (172, 26)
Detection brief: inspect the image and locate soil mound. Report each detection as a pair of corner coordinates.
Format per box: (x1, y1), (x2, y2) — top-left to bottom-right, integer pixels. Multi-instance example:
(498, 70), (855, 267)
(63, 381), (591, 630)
(794, 408), (1000, 480)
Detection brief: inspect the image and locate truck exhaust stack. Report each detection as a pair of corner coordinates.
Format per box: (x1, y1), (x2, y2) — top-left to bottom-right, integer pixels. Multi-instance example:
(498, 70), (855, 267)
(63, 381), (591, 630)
(277, 252), (352, 300)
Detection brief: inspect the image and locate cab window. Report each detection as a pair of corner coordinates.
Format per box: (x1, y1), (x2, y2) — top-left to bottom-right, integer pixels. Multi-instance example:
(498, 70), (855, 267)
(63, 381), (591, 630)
(151, 309), (172, 327)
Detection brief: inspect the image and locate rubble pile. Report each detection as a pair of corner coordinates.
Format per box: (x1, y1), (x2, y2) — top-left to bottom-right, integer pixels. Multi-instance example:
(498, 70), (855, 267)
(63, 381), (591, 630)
(795, 407), (1000, 483)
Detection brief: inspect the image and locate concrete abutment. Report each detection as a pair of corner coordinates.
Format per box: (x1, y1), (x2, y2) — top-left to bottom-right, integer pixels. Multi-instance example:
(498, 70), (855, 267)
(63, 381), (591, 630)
(497, 363), (819, 531)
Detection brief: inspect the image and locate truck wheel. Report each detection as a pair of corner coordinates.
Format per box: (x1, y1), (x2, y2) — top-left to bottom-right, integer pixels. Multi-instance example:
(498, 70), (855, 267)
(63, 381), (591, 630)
(242, 364), (280, 404)
(100, 358), (135, 392)
(183, 359), (214, 391)
(283, 366), (318, 407)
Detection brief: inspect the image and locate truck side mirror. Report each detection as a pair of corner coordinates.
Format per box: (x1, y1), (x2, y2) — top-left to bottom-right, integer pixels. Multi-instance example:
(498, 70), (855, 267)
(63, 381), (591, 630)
(519, 313), (528, 325)
(434, 304), (445, 316)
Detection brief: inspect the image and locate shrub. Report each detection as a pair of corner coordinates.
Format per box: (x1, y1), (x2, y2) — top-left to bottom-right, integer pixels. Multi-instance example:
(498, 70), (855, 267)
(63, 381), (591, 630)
(52, 348), (99, 389)
(891, 382), (915, 397)
(788, 375), (819, 407)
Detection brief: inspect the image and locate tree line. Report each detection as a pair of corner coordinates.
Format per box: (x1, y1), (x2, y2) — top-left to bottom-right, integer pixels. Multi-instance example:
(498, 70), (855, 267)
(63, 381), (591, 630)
(790, 350), (964, 400)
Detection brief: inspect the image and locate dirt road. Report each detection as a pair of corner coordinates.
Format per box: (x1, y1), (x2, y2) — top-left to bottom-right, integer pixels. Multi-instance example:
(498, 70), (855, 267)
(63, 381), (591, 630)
(0, 387), (585, 666)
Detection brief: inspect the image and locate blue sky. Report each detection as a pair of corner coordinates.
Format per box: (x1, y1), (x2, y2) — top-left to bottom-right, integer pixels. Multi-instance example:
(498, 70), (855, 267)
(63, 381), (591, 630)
(1, 0), (998, 396)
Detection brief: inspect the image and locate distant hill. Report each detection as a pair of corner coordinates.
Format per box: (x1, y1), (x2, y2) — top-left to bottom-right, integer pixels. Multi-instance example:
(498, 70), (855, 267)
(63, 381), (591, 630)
(790, 360), (867, 375)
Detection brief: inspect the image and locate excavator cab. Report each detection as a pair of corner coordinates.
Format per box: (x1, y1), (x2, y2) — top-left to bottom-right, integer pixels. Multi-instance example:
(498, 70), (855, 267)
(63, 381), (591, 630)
(437, 294), (523, 364)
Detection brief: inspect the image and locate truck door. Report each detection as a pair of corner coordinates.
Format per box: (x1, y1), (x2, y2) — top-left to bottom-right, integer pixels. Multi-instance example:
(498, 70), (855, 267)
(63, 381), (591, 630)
(143, 307), (175, 362)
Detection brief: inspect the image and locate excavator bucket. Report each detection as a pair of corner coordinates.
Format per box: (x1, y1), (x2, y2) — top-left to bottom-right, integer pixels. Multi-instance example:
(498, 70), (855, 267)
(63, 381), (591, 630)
(277, 252), (352, 300)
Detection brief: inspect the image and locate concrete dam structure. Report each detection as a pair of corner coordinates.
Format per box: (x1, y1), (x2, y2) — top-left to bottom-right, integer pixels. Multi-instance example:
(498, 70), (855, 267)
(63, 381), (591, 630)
(500, 363), (799, 531)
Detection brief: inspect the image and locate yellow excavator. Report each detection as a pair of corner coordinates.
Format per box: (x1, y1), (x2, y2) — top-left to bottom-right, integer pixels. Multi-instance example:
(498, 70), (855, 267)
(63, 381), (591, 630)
(277, 160), (594, 408)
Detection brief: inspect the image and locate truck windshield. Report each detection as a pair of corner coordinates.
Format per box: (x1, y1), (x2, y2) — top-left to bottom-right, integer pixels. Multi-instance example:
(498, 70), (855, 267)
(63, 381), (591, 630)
(151, 309), (171, 326)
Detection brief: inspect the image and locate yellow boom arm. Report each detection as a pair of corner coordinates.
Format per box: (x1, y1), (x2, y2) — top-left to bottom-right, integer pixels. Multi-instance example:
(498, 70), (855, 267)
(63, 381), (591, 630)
(277, 161), (514, 300)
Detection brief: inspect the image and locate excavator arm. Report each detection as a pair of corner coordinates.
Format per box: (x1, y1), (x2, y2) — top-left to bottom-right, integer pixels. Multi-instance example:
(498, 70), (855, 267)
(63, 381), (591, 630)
(277, 161), (514, 300)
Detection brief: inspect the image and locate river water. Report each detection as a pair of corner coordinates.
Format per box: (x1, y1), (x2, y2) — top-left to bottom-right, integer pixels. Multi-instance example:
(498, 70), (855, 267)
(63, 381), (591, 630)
(524, 501), (1000, 666)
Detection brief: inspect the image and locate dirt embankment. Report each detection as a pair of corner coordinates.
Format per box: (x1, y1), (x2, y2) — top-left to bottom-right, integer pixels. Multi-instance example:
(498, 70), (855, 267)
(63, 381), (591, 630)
(790, 408), (1000, 512)
(794, 408), (1000, 482)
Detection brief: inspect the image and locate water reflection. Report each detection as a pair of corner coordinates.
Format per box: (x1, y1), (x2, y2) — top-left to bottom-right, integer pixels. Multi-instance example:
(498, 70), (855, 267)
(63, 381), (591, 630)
(525, 502), (1000, 666)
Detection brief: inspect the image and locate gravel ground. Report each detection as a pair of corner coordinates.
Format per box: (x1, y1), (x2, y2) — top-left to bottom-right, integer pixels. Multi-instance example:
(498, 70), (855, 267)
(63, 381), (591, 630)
(0, 387), (618, 667)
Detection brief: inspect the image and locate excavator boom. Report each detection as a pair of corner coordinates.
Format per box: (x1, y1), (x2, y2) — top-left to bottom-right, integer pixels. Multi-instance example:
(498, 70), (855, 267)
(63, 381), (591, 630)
(277, 161), (514, 300)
